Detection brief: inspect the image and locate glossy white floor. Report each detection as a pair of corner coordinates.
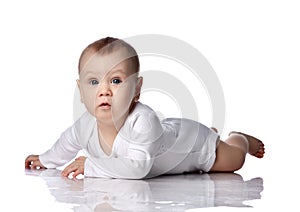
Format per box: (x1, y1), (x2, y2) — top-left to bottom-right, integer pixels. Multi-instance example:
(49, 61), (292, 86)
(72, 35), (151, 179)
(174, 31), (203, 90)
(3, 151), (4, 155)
(21, 168), (264, 211)
(4, 156), (298, 212)
(0, 141), (296, 212)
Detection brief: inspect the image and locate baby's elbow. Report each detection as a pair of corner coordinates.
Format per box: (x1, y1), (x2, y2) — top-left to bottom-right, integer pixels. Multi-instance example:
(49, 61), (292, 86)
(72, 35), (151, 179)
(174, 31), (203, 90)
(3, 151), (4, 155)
(128, 160), (152, 179)
(129, 169), (150, 180)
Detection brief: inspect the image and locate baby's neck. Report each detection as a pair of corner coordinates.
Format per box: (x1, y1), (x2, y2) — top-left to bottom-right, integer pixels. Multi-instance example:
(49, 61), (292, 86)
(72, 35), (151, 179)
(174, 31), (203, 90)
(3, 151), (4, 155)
(97, 123), (118, 156)
(96, 114), (128, 155)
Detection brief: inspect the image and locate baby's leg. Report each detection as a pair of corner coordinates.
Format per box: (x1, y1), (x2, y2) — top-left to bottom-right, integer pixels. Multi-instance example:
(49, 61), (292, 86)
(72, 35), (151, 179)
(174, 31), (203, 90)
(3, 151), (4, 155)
(210, 132), (264, 172)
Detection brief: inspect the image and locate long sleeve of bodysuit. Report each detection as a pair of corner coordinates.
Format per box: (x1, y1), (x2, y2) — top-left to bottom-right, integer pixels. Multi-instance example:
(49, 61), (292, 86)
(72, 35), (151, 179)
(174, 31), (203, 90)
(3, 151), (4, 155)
(39, 125), (82, 168)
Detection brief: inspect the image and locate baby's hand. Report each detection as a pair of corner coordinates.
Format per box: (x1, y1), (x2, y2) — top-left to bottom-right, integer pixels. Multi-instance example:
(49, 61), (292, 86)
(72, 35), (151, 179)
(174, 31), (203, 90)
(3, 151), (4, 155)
(25, 155), (46, 169)
(61, 156), (86, 179)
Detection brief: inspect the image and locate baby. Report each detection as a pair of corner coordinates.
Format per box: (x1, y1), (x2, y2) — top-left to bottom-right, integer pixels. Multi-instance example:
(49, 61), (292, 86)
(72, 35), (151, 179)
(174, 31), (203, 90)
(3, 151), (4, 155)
(25, 37), (265, 179)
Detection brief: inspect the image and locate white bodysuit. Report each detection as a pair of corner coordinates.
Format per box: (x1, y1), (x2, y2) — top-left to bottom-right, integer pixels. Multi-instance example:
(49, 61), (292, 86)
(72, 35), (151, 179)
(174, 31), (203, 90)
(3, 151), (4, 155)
(39, 102), (219, 179)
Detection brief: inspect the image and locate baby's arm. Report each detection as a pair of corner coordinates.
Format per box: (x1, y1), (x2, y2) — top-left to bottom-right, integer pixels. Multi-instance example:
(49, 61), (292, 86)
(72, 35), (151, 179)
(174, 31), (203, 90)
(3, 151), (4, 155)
(25, 125), (82, 170)
(39, 125), (82, 168)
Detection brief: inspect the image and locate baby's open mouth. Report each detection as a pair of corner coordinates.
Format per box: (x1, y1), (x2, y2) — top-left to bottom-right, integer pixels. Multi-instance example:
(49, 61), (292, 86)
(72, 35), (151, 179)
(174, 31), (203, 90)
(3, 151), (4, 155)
(99, 102), (111, 109)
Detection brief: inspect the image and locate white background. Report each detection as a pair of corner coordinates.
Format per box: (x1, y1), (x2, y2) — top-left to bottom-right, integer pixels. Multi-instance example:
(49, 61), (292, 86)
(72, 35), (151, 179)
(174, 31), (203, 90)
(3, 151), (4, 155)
(1, 0), (299, 211)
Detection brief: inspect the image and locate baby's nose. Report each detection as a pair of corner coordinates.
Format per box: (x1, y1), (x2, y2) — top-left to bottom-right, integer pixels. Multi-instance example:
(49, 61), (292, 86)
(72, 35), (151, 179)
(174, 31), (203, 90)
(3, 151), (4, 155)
(98, 82), (112, 97)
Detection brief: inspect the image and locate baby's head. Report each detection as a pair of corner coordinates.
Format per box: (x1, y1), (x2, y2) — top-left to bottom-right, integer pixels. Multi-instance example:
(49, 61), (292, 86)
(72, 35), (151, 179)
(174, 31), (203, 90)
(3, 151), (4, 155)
(77, 37), (143, 126)
(78, 37), (140, 75)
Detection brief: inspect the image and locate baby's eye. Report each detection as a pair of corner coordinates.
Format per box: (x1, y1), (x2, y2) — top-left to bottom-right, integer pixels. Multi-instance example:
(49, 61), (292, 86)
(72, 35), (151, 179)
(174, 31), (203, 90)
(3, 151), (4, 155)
(89, 79), (99, 85)
(111, 78), (122, 84)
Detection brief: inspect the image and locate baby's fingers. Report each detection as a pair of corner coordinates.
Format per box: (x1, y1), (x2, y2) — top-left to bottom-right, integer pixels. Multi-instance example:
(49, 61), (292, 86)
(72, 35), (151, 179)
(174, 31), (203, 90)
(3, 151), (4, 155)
(25, 159), (32, 169)
(72, 167), (84, 179)
(61, 163), (78, 178)
(31, 160), (45, 170)
(25, 155), (40, 169)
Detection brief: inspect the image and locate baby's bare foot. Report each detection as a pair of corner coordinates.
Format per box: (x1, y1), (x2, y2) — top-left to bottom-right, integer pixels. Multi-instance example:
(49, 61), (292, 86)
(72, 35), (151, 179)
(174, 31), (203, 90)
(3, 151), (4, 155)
(229, 131), (265, 158)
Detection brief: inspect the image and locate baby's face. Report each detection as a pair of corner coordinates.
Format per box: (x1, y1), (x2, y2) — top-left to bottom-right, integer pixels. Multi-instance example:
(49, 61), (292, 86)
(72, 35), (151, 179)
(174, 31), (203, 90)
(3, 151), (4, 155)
(78, 48), (141, 127)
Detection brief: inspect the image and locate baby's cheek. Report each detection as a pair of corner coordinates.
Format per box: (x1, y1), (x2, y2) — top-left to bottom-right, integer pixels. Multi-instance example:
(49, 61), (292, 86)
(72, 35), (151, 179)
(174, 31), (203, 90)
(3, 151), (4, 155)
(112, 89), (134, 114)
(113, 95), (132, 111)
(82, 90), (97, 113)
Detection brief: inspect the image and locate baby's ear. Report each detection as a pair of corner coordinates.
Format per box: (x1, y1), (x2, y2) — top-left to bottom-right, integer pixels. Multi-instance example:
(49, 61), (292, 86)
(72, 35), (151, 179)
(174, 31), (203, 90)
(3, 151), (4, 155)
(76, 79), (81, 89)
(136, 77), (143, 94)
(76, 79), (84, 103)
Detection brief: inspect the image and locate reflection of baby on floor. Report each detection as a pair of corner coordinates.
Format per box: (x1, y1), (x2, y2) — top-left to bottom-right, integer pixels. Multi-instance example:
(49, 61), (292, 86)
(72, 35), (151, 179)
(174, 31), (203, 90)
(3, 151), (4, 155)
(26, 169), (152, 211)
(144, 173), (263, 209)
(81, 178), (151, 211)
(208, 173), (263, 207)
(25, 169), (263, 211)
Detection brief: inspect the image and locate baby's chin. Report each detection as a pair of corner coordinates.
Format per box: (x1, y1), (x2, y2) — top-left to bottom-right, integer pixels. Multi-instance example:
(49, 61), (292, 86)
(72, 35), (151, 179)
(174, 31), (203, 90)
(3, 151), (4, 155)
(95, 110), (129, 128)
